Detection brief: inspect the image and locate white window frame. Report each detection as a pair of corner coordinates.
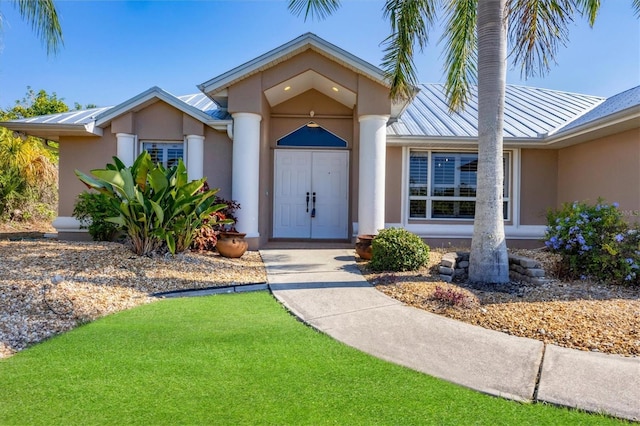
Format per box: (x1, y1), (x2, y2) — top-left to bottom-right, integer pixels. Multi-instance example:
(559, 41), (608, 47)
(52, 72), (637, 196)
(407, 149), (512, 221)
(141, 140), (186, 168)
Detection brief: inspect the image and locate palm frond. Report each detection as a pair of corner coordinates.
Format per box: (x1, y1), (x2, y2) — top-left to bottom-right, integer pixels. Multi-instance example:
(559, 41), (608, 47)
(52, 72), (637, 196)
(507, 0), (575, 78)
(633, 0), (640, 18)
(381, 0), (438, 101)
(288, 0), (341, 21)
(441, 0), (477, 112)
(14, 0), (63, 55)
(574, 0), (600, 25)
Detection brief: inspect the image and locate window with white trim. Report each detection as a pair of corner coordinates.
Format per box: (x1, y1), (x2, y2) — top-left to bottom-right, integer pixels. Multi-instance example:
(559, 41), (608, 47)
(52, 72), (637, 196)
(142, 142), (184, 168)
(408, 150), (510, 220)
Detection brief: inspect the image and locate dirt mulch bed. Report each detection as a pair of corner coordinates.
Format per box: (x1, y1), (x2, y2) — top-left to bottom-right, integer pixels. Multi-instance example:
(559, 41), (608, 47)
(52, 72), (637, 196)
(360, 248), (640, 357)
(0, 239), (266, 359)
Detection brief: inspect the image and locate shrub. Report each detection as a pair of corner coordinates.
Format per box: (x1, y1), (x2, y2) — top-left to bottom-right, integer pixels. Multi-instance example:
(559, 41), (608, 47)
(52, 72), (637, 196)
(544, 200), (640, 285)
(73, 191), (121, 241)
(369, 228), (429, 272)
(75, 152), (226, 256)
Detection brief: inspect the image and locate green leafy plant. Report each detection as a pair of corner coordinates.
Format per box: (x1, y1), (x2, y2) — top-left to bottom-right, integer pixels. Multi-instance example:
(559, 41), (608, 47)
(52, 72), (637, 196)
(191, 182), (238, 252)
(75, 152), (226, 256)
(369, 228), (430, 272)
(72, 191), (121, 241)
(544, 200), (640, 285)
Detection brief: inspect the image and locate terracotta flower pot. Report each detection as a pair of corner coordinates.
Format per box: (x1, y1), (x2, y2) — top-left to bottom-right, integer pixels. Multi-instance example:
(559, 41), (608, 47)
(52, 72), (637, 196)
(216, 232), (248, 258)
(355, 234), (375, 260)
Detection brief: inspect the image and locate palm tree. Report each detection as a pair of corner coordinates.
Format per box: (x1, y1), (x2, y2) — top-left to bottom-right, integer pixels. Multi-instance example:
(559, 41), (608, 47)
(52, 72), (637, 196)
(289, 0), (609, 284)
(1, 0), (63, 55)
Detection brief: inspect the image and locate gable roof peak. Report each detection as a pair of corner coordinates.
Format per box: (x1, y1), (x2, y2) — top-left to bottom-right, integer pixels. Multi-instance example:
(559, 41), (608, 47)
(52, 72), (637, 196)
(197, 32), (389, 104)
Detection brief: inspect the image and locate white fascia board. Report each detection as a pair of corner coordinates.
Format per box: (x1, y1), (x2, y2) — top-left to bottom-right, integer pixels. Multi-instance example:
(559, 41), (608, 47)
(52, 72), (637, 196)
(0, 122), (102, 139)
(95, 86), (218, 128)
(198, 33), (389, 95)
(385, 136), (549, 149)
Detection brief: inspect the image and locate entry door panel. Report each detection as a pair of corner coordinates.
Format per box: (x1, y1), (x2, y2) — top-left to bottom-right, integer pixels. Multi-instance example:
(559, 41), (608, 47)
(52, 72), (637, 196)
(274, 150), (348, 239)
(273, 151), (312, 238)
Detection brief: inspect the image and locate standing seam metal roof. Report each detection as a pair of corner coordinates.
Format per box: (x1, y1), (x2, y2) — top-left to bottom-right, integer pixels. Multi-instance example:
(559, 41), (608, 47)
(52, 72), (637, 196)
(387, 84), (605, 138)
(3, 84), (619, 138)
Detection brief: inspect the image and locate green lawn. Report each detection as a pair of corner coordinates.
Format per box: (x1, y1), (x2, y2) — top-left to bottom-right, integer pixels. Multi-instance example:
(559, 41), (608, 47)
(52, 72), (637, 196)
(0, 292), (623, 425)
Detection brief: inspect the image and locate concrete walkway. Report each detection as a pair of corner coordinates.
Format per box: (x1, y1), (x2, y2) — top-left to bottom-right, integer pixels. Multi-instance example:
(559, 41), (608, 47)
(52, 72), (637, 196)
(261, 248), (640, 422)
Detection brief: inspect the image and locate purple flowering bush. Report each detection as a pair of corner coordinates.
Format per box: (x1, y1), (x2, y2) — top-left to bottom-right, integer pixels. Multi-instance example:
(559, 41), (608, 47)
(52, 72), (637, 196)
(544, 200), (640, 285)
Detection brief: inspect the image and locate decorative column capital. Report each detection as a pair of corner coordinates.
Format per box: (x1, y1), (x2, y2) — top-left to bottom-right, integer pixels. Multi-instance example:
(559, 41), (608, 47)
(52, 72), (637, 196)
(358, 114), (390, 123)
(231, 112), (262, 122)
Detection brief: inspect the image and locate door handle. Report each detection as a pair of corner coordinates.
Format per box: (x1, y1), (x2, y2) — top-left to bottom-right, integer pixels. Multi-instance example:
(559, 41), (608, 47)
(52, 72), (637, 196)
(306, 192), (310, 213)
(311, 192), (316, 218)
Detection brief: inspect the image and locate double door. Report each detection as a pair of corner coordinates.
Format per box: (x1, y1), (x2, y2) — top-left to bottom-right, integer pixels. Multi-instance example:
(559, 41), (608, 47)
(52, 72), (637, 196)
(273, 150), (349, 239)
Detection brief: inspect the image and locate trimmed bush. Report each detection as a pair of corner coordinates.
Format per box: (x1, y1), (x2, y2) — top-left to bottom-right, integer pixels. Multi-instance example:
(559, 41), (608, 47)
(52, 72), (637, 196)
(369, 228), (429, 272)
(544, 200), (640, 285)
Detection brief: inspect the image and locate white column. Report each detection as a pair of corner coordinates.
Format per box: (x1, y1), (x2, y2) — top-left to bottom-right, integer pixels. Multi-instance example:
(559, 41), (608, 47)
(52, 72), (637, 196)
(186, 134), (205, 180)
(231, 112), (262, 238)
(358, 114), (389, 235)
(116, 133), (136, 167)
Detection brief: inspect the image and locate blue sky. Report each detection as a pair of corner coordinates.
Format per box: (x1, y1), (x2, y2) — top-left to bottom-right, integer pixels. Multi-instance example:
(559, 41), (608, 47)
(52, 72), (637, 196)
(0, 0), (638, 109)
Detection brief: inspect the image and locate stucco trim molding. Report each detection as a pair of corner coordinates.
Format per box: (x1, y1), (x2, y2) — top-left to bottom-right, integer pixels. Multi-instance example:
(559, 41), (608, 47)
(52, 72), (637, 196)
(52, 216), (85, 233)
(352, 223), (546, 241)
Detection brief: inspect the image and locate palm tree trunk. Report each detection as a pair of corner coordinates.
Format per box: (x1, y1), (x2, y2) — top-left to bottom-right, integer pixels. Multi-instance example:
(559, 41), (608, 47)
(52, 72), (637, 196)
(468, 0), (509, 284)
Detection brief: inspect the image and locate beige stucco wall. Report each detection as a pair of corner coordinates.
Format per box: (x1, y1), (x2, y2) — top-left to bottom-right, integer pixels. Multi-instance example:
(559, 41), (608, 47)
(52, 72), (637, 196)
(520, 149), (558, 225)
(58, 130), (117, 216)
(385, 146), (403, 223)
(558, 129), (640, 219)
(135, 102), (186, 140)
(202, 127), (232, 200)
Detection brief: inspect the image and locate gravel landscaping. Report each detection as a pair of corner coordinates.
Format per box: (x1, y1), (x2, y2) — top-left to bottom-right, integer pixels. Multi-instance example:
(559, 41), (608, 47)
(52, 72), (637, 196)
(0, 239), (266, 358)
(360, 248), (640, 357)
(1, 233), (638, 360)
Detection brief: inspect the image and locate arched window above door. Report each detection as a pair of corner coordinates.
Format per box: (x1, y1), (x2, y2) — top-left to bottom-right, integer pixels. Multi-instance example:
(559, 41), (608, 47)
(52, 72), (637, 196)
(277, 122), (347, 148)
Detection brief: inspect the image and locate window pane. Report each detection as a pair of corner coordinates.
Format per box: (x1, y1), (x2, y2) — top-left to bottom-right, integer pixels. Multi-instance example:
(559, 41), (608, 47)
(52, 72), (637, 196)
(166, 145), (183, 168)
(432, 155), (455, 185)
(458, 187), (476, 197)
(432, 201), (454, 218)
(458, 201), (476, 218)
(432, 187), (455, 197)
(410, 187), (428, 196)
(409, 153), (428, 185)
(144, 143), (163, 165)
(410, 200), (427, 218)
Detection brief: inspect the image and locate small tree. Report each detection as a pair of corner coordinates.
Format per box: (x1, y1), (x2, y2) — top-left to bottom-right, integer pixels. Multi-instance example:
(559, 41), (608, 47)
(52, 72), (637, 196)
(75, 152), (226, 256)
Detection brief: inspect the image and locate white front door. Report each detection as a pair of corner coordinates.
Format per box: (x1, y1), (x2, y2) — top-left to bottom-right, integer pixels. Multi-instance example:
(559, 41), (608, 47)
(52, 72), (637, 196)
(274, 150), (348, 239)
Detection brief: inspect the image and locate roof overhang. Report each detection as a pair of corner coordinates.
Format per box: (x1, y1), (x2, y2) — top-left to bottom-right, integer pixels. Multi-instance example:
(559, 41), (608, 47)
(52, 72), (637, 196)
(95, 86), (226, 129)
(542, 105), (640, 148)
(197, 32), (415, 118)
(0, 122), (103, 141)
(199, 33), (389, 101)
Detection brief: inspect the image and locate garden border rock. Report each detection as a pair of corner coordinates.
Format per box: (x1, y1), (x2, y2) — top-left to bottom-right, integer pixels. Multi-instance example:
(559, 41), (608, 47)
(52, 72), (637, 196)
(439, 252), (550, 285)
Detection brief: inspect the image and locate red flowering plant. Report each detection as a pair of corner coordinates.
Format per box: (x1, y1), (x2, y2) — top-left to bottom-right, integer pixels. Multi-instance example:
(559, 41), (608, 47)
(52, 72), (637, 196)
(191, 181), (240, 251)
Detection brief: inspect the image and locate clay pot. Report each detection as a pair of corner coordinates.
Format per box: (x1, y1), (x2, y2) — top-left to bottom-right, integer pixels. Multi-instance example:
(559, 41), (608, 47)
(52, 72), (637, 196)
(355, 234), (375, 260)
(216, 232), (248, 258)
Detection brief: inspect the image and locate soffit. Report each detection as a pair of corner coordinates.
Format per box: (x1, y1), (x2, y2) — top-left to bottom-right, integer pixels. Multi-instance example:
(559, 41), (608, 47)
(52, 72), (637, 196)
(264, 70), (356, 108)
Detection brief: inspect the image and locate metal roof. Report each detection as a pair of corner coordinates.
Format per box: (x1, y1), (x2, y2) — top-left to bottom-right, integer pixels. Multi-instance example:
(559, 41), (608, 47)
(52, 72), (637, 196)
(3, 84), (633, 142)
(2, 92), (230, 127)
(6, 107), (111, 126)
(387, 84), (605, 139)
(177, 93), (230, 120)
(555, 85), (640, 133)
